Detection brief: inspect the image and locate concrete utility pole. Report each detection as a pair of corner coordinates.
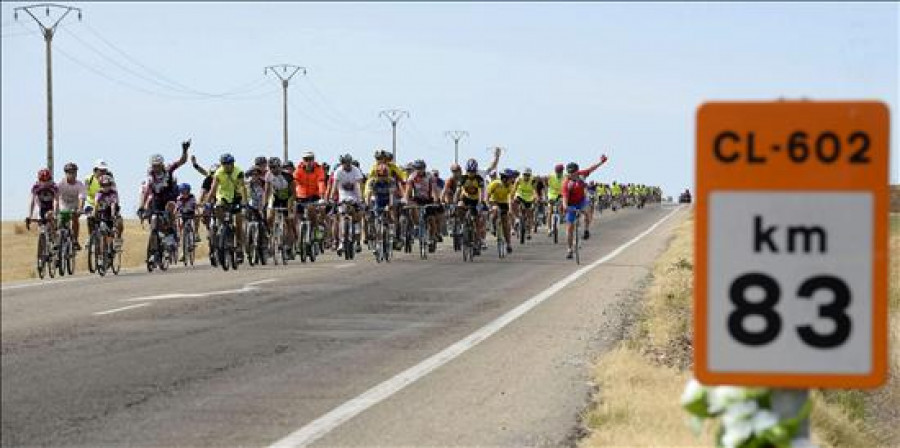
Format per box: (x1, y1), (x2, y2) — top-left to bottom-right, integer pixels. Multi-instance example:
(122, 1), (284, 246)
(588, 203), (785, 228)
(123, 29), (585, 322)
(15, 3), (82, 177)
(379, 109), (409, 161)
(444, 130), (468, 165)
(265, 64), (306, 163)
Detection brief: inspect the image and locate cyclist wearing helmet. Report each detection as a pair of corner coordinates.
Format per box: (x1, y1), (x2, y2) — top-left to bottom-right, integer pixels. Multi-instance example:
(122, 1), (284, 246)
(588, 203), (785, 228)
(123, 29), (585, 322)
(403, 159), (441, 252)
(545, 163), (567, 233)
(27, 168), (60, 240)
(325, 153), (365, 254)
(83, 159), (115, 239)
(207, 152), (248, 263)
(253, 156), (269, 176)
(92, 174), (123, 249)
(487, 168), (516, 254)
(57, 162), (87, 250)
(453, 158), (488, 253)
(365, 162), (399, 246)
(441, 163), (463, 205)
(175, 183), (198, 253)
(561, 154), (609, 259)
(512, 167), (537, 242)
(190, 155), (218, 234)
(267, 157), (297, 253)
(139, 140), (191, 244)
(294, 150), (326, 240)
(245, 166), (270, 251)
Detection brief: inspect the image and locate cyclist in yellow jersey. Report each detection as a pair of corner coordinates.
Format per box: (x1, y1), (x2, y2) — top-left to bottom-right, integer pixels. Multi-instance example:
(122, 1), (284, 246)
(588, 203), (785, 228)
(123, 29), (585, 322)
(545, 164), (566, 234)
(454, 158), (488, 253)
(487, 169), (515, 254)
(206, 152), (248, 262)
(512, 167), (537, 241)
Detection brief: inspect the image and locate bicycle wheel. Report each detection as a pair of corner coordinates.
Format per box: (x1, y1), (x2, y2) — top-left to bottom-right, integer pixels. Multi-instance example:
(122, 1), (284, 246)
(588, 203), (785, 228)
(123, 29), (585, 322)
(111, 238), (122, 275)
(552, 216), (559, 244)
(497, 219), (505, 259)
(65, 238), (75, 276)
(46, 235), (57, 279)
(574, 220), (581, 265)
(35, 232), (47, 279)
(159, 237), (170, 271)
(220, 225), (231, 272)
(187, 227), (195, 266)
(298, 222), (308, 263)
(518, 217), (525, 245)
(96, 237), (108, 277)
(57, 235), (67, 277)
(87, 230), (96, 273)
(247, 224), (258, 266)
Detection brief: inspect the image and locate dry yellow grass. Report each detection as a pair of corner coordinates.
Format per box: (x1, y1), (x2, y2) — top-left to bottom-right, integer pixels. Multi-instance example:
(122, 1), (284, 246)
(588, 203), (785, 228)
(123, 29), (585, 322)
(582, 347), (709, 447)
(1, 220), (209, 282)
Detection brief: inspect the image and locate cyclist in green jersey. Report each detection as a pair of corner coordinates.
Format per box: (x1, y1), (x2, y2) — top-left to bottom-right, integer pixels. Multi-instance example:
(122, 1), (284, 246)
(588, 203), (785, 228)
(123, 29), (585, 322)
(206, 153), (248, 263)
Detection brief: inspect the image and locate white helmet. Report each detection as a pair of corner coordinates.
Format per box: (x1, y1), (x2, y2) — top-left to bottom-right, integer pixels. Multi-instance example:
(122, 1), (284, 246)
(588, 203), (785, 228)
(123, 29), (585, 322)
(523, 167), (533, 175)
(94, 159), (109, 170)
(301, 150), (315, 159)
(149, 154), (165, 166)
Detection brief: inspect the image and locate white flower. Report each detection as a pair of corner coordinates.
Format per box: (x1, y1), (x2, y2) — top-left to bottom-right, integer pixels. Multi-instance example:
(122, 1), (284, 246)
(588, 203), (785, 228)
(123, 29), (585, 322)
(751, 410), (779, 434)
(707, 386), (747, 414)
(721, 400), (758, 427)
(680, 379), (706, 405)
(721, 419), (753, 448)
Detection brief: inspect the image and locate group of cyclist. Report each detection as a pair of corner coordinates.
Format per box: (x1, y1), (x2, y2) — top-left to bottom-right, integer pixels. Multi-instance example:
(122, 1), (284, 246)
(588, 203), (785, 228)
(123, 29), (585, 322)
(26, 141), (663, 273)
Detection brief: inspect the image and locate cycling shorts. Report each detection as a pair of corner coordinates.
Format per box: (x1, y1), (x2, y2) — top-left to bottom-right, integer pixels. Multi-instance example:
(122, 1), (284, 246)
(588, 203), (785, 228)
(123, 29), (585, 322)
(565, 199), (590, 223)
(272, 197), (290, 210)
(411, 198), (439, 217)
(515, 197), (534, 209)
(494, 203), (510, 214)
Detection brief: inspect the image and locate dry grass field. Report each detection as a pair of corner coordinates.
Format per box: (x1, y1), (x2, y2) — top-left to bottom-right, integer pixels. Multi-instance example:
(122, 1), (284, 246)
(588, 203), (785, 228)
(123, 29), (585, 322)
(1, 219), (210, 282)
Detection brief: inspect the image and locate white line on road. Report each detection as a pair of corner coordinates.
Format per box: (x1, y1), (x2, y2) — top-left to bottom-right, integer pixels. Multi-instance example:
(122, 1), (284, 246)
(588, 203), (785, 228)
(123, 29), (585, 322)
(267, 206), (683, 448)
(334, 264), (355, 269)
(122, 278), (276, 302)
(93, 303), (151, 316)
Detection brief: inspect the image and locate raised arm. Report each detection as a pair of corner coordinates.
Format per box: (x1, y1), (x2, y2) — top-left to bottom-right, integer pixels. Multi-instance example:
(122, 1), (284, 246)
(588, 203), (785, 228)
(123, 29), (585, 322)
(170, 140), (191, 171)
(485, 147), (501, 174)
(581, 154), (609, 177)
(190, 155), (209, 177)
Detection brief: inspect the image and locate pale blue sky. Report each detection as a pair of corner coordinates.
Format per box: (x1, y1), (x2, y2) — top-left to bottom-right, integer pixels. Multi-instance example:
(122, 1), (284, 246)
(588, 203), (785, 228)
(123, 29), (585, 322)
(2, 2), (898, 218)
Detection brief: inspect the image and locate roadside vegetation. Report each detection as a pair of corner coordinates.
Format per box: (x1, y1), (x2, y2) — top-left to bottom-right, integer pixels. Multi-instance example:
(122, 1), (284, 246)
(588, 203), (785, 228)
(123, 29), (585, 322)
(579, 212), (899, 447)
(1, 220), (209, 282)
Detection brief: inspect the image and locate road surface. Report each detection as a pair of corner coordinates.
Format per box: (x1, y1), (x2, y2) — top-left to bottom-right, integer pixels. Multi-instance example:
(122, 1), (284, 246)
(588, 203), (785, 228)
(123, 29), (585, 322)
(2, 204), (685, 447)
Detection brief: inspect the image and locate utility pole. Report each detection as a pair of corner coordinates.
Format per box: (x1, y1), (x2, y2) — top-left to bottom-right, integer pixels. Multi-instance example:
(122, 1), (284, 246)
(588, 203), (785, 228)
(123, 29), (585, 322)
(444, 130), (468, 165)
(265, 64), (306, 163)
(15, 3), (82, 177)
(379, 109), (409, 161)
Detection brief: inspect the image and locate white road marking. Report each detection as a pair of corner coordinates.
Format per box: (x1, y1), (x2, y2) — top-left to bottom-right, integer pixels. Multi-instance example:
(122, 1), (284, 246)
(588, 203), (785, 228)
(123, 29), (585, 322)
(122, 278), (276, 302)
(93, 303), (150, 316)
(334, 264), (355, 269)
(2, 275), (95, 291)
(267, 206), (683, 448)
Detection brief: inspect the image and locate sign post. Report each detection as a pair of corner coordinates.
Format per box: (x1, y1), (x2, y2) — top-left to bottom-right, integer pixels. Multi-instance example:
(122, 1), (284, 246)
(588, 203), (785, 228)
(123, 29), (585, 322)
(695, 101), (889, 389)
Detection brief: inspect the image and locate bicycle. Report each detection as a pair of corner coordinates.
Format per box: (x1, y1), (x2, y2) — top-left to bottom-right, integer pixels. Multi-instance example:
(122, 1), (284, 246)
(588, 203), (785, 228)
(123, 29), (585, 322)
(335, 200), (360, 260)
(567, 206), (582, 265)
(459, 205), (480, 262)
(245, 206), (269, 267)
(296, 203), (319, 263)
(86, 213), (97, 273)
(93, 217), (123, 277)
(447, 205), (462, 252)
(270, 207), (293, 266)
(26, 217), (56, 279)
(370, 206), (393, 263)
(142, 210), (176, 272)
(548, 200), (560, 244)
(405, 204), (440, 260)
(492, 207), (509, 259)
(56, 210), (76, 276)
(213, 204), (240, 271)
(179, 212), (198, 267)
(397, 205), (414, 254)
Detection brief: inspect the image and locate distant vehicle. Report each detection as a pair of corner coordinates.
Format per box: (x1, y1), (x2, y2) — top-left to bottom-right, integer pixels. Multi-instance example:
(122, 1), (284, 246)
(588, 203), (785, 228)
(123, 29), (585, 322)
(679, 189), (692, 204)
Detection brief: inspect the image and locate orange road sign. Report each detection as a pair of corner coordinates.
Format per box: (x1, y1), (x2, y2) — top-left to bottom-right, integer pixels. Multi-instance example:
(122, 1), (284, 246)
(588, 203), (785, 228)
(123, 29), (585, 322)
(695, 101), (889, 388)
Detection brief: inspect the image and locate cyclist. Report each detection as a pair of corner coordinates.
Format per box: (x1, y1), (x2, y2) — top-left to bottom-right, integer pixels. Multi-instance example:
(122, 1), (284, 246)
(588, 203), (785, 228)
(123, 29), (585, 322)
(174, 183), (199, 257)
(83, 159), (114, 243)
(453, 158), (487, 254)
(326, 153), (365, 255)
(92, 174), (123, 250)
(294, 150), (327, 248)
(267, 157), (297, 255)
(611, 181), (622, 211)
(206, 153), (248, 263)
(512, 167), (537, 241)
(586, 181), (599, 217)
(561, 155), (608, 258)
(245, 166), (270, 255)
(57, 162), (87, 250)
(26, 168), (59, 244)
(487, 168), (515, 254)
(403, 159), (440, 253)
(570, 155), (608, 240)
(190, 155), (218, 235)
(138, 141), (191, 252)
(545, 164), (566, 234)
(365, 163), (399, 254)
(253, 156), (268, 177)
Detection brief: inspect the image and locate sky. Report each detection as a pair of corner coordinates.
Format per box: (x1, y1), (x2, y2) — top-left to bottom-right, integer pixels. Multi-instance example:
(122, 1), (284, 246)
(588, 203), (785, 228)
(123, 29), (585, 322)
(2, 2), (898, 218)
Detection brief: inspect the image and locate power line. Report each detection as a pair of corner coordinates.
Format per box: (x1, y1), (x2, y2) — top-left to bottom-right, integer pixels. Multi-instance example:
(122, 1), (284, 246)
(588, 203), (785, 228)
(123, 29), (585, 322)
(379, 109), (409, 160)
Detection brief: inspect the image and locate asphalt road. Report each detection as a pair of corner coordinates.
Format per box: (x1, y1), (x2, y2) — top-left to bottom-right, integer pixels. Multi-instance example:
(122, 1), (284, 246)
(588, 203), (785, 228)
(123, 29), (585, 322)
(2, 204), (685, 447)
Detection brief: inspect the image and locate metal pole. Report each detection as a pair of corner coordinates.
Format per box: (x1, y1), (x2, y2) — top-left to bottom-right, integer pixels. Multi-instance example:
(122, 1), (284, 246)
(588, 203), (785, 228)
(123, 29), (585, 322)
(282, 79), (288, 163)
(391, 122), (397, 160)
(454, 140), (459, 165)
(45, 29), (54, 175)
